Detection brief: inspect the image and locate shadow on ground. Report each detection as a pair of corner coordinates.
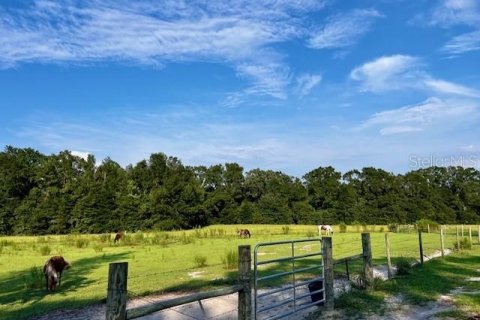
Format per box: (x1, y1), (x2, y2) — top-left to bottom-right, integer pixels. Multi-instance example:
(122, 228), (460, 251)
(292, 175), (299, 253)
(0, 252), (131, 320)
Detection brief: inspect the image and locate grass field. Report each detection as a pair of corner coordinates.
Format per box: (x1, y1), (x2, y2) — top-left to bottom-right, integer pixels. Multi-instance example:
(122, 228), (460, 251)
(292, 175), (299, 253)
(0, 224), (478, 319)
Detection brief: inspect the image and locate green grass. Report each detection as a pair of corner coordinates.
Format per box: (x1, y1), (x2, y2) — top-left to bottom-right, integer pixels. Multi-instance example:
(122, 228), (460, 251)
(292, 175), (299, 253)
(325, 246), (480, 319)
(0, 224), (478, 319)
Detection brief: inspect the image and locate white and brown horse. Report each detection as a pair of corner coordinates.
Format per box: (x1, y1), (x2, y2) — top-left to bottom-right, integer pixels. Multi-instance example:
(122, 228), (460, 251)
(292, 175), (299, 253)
(318, 225), (333, 236)
(237, 229), (251, 238)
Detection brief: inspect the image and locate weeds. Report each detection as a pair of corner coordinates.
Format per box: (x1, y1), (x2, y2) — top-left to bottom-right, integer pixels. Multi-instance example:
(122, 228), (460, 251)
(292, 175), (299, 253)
(23, 266), (44, 290)
(75, 238), (89, 248)
(395, 257), (413, 276)
(221, 249), (238, 270)
(194, 255), (208, 268)
(39, 245), (51, 256)
(281, 226), (290, 235)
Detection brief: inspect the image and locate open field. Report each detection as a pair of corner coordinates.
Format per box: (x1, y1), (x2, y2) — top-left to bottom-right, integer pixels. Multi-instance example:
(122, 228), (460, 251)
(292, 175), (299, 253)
(0, 224), (478, 319)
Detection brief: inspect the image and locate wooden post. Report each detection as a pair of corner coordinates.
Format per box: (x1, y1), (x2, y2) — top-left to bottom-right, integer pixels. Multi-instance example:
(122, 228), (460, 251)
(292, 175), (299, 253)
(385, 233), (393, 279)
(440, 226), (445, 258)
(238, 245), (251, 320)
(469, 226), (472, 244)
(427, 224), (430, 233)
(322, 237), (334, 310)
(361, 233), (373, 289)
(418, 231), (424, 265)
(345, 260), (350, 280)
(106, 262), (128, 320)
(456, 226), (460, 250)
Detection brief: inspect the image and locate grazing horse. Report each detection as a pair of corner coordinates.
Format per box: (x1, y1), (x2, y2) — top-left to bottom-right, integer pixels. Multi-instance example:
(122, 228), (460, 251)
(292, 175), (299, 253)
(114, 231), (126, 243)
(237, 229), (251, 238)
(318, 225), (334, 236)
(43, 256), (70, 291)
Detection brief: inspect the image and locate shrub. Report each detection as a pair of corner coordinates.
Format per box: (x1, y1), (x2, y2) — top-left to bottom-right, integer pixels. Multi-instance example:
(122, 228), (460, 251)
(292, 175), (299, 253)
(379, 227), (384, 232)
(98, 234), (110, 243)
(416, 219), (439, 232)
(455, 237), (472, 251)
(75, 238), (89, 248)
(281, 226), (290, 235)
(134, 232), (145, 243)
(395, 257), (412, 276)
(180, 232), (194, 244)
(92, 244), (104, 253)
(221, 249), (238, 270)
(23, 266), (44, 290)
(352, 221), (361, 232)
(306, 230), (316, 238)
(39, 245), (51, 256)
(339, 223), (347, 233)
(194, 255), (208, 268)
(388, 224), (398, 232)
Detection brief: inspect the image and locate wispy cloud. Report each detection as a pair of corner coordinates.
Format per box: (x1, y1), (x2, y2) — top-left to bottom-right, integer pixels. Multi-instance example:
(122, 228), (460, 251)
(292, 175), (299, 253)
(350, 55), (421, 92)
(350, 54), (480, 97)
(308, 9), (383, 50)
(441, 29), (480, 54)
(358, 97), (479, 135)
(295, 73), (322, 98)
(0, 0), (327, 101)
(429, 0), (480, 27)
(423, 78), (480, 98)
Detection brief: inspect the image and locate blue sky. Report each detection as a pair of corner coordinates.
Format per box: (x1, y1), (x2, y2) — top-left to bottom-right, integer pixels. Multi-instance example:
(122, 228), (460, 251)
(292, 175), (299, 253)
(1, 0), (479, 176)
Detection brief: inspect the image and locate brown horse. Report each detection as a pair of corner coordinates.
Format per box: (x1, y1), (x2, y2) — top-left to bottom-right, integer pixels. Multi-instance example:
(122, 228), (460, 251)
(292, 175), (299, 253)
(114, 231), (126, 243)
(238, 229), (251, 238)
(43, 256), (70, 291)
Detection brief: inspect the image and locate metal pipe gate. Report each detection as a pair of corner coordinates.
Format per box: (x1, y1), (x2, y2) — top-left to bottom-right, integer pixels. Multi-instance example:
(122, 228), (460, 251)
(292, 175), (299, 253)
(253, 238), (324, 320)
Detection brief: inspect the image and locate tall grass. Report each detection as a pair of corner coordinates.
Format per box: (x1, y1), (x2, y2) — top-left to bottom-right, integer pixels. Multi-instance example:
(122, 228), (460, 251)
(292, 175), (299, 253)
(221, 249), (238, 270)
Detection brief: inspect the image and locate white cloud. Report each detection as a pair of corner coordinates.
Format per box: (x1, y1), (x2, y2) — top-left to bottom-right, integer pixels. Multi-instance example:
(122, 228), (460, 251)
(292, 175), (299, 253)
(308, 9), (383, 49)
(359, 97), (479, 135)
(423, 78), (480, 98)
(71, 150), (90, 160)
(430, 0), (480, 27)
(0, 0), (328, 100)
(350, 55), (420, 92)
(350, 54), (480, 97)
(441, 29), (480, 54)
(295, 73), (322, 97)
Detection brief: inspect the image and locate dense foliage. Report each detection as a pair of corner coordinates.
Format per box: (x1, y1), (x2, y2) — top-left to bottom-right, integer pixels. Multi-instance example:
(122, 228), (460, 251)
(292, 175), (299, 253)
(1, 146), (479, 235)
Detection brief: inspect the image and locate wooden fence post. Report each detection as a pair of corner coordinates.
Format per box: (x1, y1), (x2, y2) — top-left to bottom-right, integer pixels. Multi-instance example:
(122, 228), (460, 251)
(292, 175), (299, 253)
(440, 226), (445, 258)
(427, 224), (430, 233)
(361, 233), (373, 289)
(106, 262), (128, 320)
(322, 237), (334, 310)
(385, 233), (393, 279)
(469, 226), (472, 244)
(456, 226), (460, 250)
(238, 245), (252, 320)
(418, 231), (424, 265)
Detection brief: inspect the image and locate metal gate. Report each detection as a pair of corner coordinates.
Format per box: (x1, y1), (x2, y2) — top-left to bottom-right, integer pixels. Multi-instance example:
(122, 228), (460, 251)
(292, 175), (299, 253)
(253, 238), (325, 320)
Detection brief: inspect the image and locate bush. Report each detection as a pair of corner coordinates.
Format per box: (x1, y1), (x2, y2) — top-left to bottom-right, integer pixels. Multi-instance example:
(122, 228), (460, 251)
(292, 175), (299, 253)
(98, 234), (110, 243)
(134, 232), (145, 243)
(92, 244), (104, 252)
(306, 230), (316, 238)
(339, 223), (347, 233)
(281, 226), (290, 235)
(388, 224), (398, 232)
(416, 219), (439, 232)
(75, 238), (89, 248)
(221, 249), (238, 270)
(194, 255), (208, 268)
(395, 257), (412, 276)
(39, 245), (51, 256)
(455, 237), (472, 251)
(23, 266), (44, 290)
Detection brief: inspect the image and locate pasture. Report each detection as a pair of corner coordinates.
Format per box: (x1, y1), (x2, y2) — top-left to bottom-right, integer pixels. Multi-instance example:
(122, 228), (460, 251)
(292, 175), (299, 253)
(0, 224), (475, 319)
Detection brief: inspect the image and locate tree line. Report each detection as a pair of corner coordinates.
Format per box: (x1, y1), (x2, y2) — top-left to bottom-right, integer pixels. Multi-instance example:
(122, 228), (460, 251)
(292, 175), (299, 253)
(0, 146), (479, 235)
